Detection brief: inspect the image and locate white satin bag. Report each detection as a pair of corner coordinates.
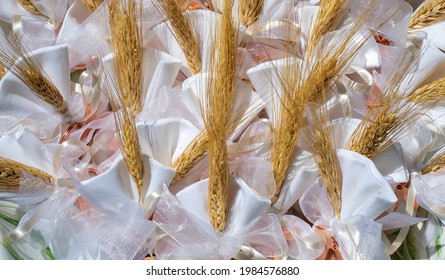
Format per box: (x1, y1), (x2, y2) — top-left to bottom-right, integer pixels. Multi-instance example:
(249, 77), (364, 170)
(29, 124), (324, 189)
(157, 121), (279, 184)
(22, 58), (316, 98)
(154, 177), (288, 259)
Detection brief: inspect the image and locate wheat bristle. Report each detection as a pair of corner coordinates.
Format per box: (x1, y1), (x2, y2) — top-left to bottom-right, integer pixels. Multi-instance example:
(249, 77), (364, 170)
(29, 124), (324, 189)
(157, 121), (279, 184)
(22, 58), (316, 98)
(410, 0), (445, 29)
(0, 157), (55, 191)
(16, 0), (42, 15)
(82, 0), (103, 13)
(156, 0), (202, 74)
(239, 0), (264, 27)
(407, 77), (445, 103)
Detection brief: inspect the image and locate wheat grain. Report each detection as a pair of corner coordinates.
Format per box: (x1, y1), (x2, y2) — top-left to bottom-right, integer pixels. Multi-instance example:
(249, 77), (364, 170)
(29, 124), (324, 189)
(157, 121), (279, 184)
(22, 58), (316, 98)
(239, 0), (264, 27)
(0, 157), (55, 191)
(410, 0), (445, 29)
(156, 0), (202, 74)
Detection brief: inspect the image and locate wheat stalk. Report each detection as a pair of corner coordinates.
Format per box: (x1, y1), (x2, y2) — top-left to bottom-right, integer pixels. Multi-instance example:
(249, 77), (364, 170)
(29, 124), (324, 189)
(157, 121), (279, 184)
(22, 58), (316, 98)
(108, 0), (144, 117)
(0, 32), (67, 114)
(16, 0), (42, 15)
(239, 0), (264, 27)
(155, 0), (202, 74)
(204, 0), (238, 231)
(410, 0), (445, 29)
(0, 157), (55, 191)
(407, 76), (445, 103)
(423, 152), (445, 174)
(82, 0), (104, 13)
(306, 0), (346, 57)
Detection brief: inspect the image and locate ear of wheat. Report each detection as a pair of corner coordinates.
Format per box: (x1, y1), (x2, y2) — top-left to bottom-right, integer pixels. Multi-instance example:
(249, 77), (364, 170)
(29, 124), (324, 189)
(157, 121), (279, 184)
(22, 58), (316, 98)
(270, 3), (381, 204)
(108, 0), (144, 117)
(172, 130), (208, 183)
(0, 157), (55, 191)
(105, 0), (145, 198)
(102, 67), (145, 199)
(16, 0), (42, 15)
(239, 0), (264, 27)
(407, 76), (445, 103)
(204, 0), (238, 231)
(346, 50), (444, 158)
(303, 101), (342, 218)
(82, 0), (103, 13)
(155, 0), (202, 74)
(410, 0), (445, 29)
(0, 31), (67, 115)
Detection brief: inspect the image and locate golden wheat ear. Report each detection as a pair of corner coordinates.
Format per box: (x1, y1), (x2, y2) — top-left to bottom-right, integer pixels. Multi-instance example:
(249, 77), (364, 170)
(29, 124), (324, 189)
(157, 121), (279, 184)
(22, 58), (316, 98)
(154, 0), (202, 74)
(0, 157), (55, 191)
(407, 76), (445, 103)
(203, 0), (238, 232)
(107, 0), (144, 118)
(101, 60), (145, 199)
(102, 0), (145, 199)
(0, 30), (67, 115)
(82, 0), (104, 13)
(410, 0), (445, 29)
(302, 101), (342, 218)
